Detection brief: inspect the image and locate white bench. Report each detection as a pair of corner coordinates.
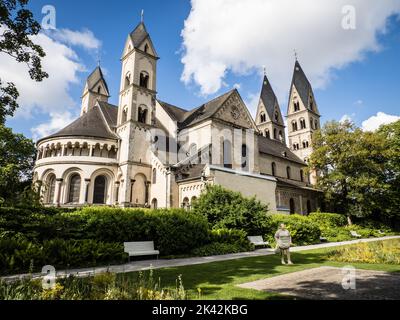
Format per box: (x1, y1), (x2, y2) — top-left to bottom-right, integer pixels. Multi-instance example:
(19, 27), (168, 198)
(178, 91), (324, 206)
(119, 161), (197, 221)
(247, 236), (269, 248)
(124, 241), (160, 261)
(350, 230), (362, 238)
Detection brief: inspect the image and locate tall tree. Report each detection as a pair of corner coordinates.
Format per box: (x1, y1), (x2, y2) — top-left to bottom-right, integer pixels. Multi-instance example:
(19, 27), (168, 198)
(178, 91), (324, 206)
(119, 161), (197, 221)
(0, 0), (48, 124)
(0, 124), (36, 205)
(309, 120), (389, 223)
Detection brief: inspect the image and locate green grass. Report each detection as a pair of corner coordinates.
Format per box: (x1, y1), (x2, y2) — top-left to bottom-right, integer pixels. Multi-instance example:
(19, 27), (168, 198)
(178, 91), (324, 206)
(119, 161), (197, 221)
(121, 240), (400, 300)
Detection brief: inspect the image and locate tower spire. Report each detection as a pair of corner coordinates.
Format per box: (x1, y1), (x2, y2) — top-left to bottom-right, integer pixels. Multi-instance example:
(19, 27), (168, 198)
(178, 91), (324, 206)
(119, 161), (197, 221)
(294, 49), (298, 61)
(141, 9), (144, 23)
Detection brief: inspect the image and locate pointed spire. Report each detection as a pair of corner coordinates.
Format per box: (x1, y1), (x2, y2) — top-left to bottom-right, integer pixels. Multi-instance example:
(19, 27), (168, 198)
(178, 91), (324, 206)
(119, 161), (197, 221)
(86, 66), (110, 97)
(259, 71), (279, 123)
(141, 9), (144, 23)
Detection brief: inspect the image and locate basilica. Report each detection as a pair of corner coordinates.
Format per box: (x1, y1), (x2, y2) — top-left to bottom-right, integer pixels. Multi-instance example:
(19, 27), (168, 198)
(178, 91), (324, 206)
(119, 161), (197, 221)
(33, 21), (322, 214)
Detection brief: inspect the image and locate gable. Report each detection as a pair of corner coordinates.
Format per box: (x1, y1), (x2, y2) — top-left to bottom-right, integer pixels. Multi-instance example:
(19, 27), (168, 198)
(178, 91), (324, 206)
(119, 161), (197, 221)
(214, 91), (258, 130)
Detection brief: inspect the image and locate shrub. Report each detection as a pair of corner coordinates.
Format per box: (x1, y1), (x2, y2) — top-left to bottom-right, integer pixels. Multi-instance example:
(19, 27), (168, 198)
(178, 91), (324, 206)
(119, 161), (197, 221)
(308, 212), (348, 227)
(191, 242), (249, 257)
(192, 185), (271, 235)
(265, 214), (321, 246)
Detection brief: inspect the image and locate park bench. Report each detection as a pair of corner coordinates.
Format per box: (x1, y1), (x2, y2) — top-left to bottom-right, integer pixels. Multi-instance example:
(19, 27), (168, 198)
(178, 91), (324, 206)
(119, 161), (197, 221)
(350, 230), (362, 238)
(247, 236), (269, 248)
(124, 241), (160, 262)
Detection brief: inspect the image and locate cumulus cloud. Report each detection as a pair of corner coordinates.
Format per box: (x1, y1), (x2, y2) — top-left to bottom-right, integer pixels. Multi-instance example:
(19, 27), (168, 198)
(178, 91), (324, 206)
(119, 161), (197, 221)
(31, 111), (76, 140)
(181, 0), (400, 98)
(0, 28), (102, 140)
(362, 112), (400, 131)
(50, 28), (102, 51)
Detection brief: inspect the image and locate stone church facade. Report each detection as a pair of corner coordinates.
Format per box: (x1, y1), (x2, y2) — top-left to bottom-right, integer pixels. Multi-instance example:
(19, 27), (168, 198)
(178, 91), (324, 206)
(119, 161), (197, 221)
(33, 21), (322, 214)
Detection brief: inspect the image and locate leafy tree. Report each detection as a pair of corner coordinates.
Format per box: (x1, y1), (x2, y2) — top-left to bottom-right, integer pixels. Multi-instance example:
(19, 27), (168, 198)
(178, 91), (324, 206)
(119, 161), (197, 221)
(191, 185), (271, 234)
(0, 124), (36, 205)
(309, 120), (391, 224)
(0, 0), (48, 124)
(377, 120), (400, 222)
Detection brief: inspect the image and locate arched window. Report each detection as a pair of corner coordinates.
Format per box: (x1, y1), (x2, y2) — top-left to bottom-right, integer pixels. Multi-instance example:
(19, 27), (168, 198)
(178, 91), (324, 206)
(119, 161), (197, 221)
(140, 71), (149, 89)
(294, 101), (300, 112)
(279, 131), (283, 141)
(97, 86), (101, 94)
(223, 139), (232, 169)
(144, 44), (149, 53)
(260, 113), (266, 123)
(68, 174), (81, 204)
(138, 106), (148, 124)
(151, 198), (158, 209)
(182, 197), (190, 210)
(271, 162), (276, 176)
(124, 73), (131, 89)
(191, 196), (197, 205)
(93, 175), (107, 204)
(300, 118), (306, 129)
(315, 120), (318, 130)
(273, 128), (277, 140)
(303, 141), (309, 149)
(152, 168), (157, 184)
(241, 144), (248, 170)
(122, 106), (128, 123)
(310, 118), (314, 129)
(265, 130), (270, 139)
(275, 111), (279, 122)
(300, 170), (304, 182)
(286, 166), (291, 179)
(47, 175), (56, 204)
(310, 96), (314, 111)
(290, 198), (295, 214)
(292, 121), (298, 132)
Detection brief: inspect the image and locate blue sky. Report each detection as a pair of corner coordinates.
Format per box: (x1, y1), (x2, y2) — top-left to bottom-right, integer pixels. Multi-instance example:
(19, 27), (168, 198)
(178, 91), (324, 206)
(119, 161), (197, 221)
(4, 0), (400, 139)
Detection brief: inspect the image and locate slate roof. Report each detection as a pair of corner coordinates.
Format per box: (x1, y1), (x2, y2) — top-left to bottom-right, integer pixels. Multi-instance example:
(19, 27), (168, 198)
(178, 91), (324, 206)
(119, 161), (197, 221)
(276, 177), (322, 192)
(86, 67), (110, 96)
(40, 104), (119, 142)
(158, 90), (236, 130)
(260, 75), (281, 123)
(130, 22), (149, 49)
(289, 60), (317, 114)
(175, 164), (207, 182)
(258, 135), (305, 165)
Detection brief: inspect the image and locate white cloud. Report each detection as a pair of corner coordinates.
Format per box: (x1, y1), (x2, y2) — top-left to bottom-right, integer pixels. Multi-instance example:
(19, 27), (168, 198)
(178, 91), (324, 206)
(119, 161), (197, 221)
(50, 28), (102, 51)
(354, 99), (364, 106)
(340, 114), (353, 123)
(0, 28), (102, 140)
(362, 112), (400, 131)
(31, 111), (76, 140)
(181, 0), (400, 98)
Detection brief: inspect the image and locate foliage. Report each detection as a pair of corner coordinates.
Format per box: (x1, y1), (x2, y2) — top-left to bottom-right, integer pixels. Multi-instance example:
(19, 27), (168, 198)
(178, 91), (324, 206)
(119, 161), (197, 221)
(265, 214), (321, 246)
(327, 239), (400, 265)
(191, 242), (250, 257)
(0, 271), (186, 300)
(309, 120), (400, 223)
(308, 212), (348, 227)
(192, 185), (271, 235)
(0, 0), (48, 123)
(0, 207), (211, 274)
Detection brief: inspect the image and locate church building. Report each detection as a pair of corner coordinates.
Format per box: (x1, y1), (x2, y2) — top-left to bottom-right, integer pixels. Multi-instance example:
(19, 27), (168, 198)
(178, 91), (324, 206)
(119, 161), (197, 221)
(33, 21), (322, 214)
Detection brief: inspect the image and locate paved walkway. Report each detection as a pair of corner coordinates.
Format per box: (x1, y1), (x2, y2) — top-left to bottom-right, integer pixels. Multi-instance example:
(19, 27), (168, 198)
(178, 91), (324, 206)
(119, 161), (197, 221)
(238, 266), (400, 300)
(2, 235), (399, 282)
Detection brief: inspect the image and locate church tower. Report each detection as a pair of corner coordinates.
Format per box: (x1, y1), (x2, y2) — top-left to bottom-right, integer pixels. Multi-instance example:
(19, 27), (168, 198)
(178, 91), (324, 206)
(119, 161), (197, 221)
(287, 60), (321, 176)
(116, 20), (159, 207)
(81, 66), (110, 115)
(255, 73), (286, 144)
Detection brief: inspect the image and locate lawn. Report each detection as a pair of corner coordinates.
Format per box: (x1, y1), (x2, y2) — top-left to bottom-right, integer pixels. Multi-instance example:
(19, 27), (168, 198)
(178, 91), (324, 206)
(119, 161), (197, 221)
(122, 239), (400, 300)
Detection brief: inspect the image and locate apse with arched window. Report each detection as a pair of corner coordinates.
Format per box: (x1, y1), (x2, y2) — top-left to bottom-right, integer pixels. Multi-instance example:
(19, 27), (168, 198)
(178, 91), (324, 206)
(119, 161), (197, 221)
(68, 174), (81, 204)
(151, 198), (158, 209)
(46, 175), (56, 204)
(93, 176), (107, 204)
